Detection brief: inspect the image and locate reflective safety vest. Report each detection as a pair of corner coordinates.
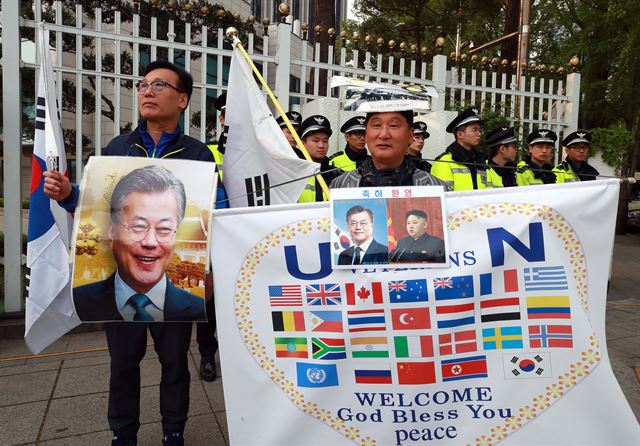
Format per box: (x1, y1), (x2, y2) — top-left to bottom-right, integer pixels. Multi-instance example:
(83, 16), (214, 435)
(298, 176), (330, 203)
(485, 161), (505, 188)
(329, 151), (357, 171)
(515, 160), (558, 186)
(430, 152), (495, 190)
(552, 161), (580, 183)
(207, 144), (224, 180)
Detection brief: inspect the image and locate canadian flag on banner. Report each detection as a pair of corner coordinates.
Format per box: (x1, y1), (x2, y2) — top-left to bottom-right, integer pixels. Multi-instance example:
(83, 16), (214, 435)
(345, 282), (383, 306)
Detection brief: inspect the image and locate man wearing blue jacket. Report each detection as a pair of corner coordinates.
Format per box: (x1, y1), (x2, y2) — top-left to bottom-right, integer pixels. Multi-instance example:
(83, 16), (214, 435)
(43, 60), (225, 446)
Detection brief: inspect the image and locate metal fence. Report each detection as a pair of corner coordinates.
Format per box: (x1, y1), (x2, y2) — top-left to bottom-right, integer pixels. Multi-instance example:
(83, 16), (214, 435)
(1, 0), (581, 314)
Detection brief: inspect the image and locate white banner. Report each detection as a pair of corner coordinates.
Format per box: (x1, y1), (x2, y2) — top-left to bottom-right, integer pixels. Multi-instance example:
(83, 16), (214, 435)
(212, 180), (640, 445)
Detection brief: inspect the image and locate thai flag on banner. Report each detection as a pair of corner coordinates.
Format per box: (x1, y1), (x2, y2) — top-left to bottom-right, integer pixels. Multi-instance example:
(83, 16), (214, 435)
(25, 26), (79, 354)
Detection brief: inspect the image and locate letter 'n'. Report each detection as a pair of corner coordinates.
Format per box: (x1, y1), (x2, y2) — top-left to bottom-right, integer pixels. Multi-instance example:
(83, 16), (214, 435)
(486, 222), (545, 267)
(284, 242), (332, 280)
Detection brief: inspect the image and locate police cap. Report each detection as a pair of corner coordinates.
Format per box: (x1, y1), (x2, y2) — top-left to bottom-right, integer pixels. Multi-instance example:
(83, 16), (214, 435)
(276, 111), (302, 129)
(299, 115), (333, 139)
(340, 116), (367, 134)
(412, 121), (430, 138)
(485, 126), (517, 148)
(446, 107), (483, 133)
(562, 130), (592, 147)
(527, 129), (557, 145)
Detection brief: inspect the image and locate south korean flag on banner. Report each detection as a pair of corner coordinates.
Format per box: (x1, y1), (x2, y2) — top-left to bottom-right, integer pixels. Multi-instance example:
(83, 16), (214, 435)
(223, 46), (318, 207)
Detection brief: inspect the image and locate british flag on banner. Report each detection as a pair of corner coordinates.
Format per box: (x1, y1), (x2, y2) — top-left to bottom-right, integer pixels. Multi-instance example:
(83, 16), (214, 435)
(305, 283), (342, 305)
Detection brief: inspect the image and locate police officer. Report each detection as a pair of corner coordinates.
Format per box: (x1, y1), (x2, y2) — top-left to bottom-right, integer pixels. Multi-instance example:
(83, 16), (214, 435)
(407, 121), (432, 171)
(297, 115), (341, 202)
(207, 92), (226, 179)
(516, 129), (558, 186)
(553, 130), (599, 182)
(485, 126), (518, 187)
(328, 115), (368, 171)
(431, 108), (495, 190)
(275, 111), (304, 159)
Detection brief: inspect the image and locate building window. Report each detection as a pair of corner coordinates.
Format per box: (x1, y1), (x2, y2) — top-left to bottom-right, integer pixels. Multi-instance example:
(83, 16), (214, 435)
(252, 0), (262, 20)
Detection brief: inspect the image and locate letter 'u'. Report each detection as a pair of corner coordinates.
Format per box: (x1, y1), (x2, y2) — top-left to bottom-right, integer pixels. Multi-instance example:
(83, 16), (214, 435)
(284, 242), (332, 280)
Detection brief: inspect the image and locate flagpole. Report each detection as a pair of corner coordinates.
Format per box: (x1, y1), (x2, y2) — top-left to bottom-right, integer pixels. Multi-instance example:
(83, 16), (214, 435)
(225, 27), (331, 200)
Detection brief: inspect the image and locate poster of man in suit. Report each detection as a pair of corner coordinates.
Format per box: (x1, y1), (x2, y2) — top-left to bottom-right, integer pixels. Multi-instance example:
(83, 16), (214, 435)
(71, 157), (217, 322)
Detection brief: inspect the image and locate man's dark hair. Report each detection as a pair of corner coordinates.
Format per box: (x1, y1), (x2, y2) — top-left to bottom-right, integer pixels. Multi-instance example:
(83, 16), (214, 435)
(406, 209), (427, 220)
(346, 205), (374, 223)
(143, 60), (193, 102)
(365, 110), (413, 127)
(110, 165), (186, 225)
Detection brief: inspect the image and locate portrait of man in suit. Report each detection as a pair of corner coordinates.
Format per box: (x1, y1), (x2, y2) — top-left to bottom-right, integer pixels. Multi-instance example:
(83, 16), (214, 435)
(338, 205), (389, 265)
(390, 209), (445, 263)
(73, 165), (206, 322)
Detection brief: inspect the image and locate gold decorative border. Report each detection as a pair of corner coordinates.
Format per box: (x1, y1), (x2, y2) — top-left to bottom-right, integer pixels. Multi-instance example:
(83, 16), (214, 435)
(446, 203), (600, 446)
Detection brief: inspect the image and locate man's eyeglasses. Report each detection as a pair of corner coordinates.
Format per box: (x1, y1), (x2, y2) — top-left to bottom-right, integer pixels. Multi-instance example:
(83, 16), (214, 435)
(119, 222), (177, 243)
(135, 80), (184, 94)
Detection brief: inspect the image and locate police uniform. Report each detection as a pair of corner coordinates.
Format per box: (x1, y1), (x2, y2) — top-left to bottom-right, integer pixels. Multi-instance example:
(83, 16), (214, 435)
(276, 111), (305, 159)
(431, 108), (495, 190)
(516, 129), (558, 186)
(485, 126), (518, 187)
(408, 121), (433, 172)
(553, 131), (599, 182)
(328, 116), (369, 171)
(207, 92), (227, 179)
(297, 115), (340, 202)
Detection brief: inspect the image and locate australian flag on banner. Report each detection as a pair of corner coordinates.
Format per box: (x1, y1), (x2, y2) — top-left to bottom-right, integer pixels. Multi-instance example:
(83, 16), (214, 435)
(387, 279), (428, 303)
(24, 25), (79, 354)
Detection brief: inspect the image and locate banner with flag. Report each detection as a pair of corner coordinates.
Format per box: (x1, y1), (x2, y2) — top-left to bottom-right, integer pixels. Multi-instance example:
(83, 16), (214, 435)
(25, 26), (79, 354)
(212, 180), (639, 445)
(223, 47), (318, 207)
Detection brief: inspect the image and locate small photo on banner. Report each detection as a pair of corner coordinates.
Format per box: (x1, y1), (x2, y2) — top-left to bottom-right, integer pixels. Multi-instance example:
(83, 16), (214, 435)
(482, 326), (524, 350)
(308, 310), (343, 333)
(440, 355), (488, 382)
(390, 307), (431, 330)
(345, 282), (383, 306)
(524, 266), (568, 291)
(529, 324), (573, 348)
(274, 337), (308, 358)
(479, 269), (519, 295)
(526, 295), (571, 319)
(387, 279), (428, 303)
(397, 361), (436, 385)
(271, 310), (305, 332)
(269, 285), (303, 307)
(503, 352), (551, 379)
(312, 337), (347, 360)
(351, 336), (389, 358)
(434, 275), (474, 300)
(435, 302), (475, 328)
(394, 335), (434, 358)
(296, 362), (339, 387)
(479, 297), (521, 323)
(354, 364), (392, 384)
(305, 283), (342, 306)
(438, 330), (477, 356)
(347, 309), (386, 332)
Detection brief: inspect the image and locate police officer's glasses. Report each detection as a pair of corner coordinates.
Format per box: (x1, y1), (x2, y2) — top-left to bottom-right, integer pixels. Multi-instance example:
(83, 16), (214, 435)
(135, 80), (184, 94)
(119, 222), (177, 243)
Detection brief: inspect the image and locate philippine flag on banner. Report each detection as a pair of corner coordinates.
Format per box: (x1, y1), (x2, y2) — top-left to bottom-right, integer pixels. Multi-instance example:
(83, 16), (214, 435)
(224, 46), (318, 207)
(25, 26), (79, 354)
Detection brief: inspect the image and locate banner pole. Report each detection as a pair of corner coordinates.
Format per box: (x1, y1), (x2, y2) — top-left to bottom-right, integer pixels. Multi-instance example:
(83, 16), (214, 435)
(225, 27), (331, 200)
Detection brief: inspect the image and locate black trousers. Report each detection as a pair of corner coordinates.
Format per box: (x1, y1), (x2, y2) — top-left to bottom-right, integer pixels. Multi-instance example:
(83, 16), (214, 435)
(196, 297), (218, 360)
(106, 321), (192, 438)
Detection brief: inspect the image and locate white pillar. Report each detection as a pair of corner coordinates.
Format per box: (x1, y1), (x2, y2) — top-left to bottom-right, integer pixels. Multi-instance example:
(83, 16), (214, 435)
(564, 72), (581, 131)
(275, 23), (292, 112)
(431, 54), (448, 112)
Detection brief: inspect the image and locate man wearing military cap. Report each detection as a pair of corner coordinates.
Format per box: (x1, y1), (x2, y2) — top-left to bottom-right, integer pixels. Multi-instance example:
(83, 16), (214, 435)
(297, 114), (341, 202)
(207, 92), (227, 179)
(485, 126), (518, 187)
(431, 108), (496, 190)
(553, 130), (599, 182)
(328, 115), (369, 171)
(330, 110), (449, 189)
(407, 121), (432, 172)
(516, 129), (558, 186)
(275, 111), (305, 159)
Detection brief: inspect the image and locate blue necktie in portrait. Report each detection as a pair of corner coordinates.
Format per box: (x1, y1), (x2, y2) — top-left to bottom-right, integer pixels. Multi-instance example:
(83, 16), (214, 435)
(129, 293), (155, 321)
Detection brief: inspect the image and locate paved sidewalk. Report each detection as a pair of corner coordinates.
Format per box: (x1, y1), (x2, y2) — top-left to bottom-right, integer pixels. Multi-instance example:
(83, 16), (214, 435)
(1, 235), (639, 445)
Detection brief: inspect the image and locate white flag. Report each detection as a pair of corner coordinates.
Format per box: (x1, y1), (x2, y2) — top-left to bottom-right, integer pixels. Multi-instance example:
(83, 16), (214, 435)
(223, 46), (318, 207)
(25, 26), (79, 354)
